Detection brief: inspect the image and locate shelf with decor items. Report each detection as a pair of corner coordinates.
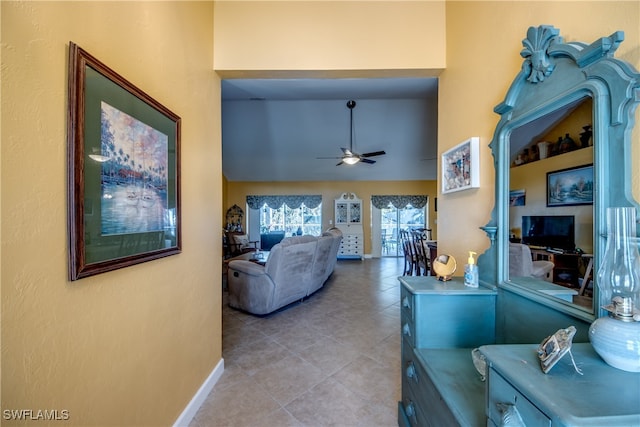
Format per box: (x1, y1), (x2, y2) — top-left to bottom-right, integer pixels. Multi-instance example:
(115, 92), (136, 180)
(511, 98), (592, 168)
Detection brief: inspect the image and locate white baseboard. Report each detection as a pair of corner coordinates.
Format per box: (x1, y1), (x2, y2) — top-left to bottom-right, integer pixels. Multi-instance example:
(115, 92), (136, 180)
(173, 358), (224, 427)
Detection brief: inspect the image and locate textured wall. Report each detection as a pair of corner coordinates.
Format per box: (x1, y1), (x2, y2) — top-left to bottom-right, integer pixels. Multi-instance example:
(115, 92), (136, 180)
(213, 0), (446, 74)
(1, 1), (220, 425)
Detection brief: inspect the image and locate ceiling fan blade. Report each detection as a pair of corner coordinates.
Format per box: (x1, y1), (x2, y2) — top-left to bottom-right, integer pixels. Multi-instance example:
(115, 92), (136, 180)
(341, 147), (355, 156)
(361, 150), (386, 157)
(336, 160), (344, 166)
(316, 156), (342, 159)
(360, 158), (376, 164)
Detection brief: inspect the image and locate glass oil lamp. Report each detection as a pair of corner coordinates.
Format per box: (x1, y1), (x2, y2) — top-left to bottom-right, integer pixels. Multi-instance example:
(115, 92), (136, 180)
(589, 207), (640, 372)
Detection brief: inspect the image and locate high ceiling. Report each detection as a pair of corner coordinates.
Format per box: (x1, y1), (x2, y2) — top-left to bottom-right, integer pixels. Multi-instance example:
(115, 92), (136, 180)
(221, 77), (439, 182)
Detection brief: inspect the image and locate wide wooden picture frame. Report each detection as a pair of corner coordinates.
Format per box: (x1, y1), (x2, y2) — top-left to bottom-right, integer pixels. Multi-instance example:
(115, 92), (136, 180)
(546, 164), (593, 207)
(441, 137), (480, 194)
(67, 42), (181, 280)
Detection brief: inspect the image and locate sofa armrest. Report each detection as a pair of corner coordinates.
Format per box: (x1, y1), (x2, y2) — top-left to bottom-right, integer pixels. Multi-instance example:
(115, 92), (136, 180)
(228, 260), (267, 276)
(227, 260), (277, 315)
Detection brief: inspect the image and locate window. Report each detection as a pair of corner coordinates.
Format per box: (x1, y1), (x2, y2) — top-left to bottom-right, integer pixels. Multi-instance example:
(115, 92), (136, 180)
(260, 203), (322, 236)
(381, 204), (426, 257)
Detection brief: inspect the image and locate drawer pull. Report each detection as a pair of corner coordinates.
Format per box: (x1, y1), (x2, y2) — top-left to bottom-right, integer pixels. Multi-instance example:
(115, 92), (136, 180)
(402, 296), (411, 309)
(404, 401), (416, 418)
(402, 323), (412, 337)
(496, 402), (525, 427)
(405, 361), (419, 383)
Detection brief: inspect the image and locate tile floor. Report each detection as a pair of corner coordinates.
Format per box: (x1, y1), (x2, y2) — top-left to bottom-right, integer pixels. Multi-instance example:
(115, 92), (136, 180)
(189, 257), (404, 427)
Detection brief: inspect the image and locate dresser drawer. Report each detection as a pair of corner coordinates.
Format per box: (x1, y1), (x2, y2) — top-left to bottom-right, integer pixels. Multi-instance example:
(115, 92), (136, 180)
(401, 345), (430, 414)
(488, 368), (551, 427)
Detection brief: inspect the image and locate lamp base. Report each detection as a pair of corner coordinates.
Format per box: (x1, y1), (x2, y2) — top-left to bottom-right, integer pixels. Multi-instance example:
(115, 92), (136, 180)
(589, 316), (640, 372)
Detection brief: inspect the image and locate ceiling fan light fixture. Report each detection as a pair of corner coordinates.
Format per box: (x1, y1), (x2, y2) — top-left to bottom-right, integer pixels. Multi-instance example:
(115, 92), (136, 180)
(317, 100), (387, 166)
(343, 156), (360, 165)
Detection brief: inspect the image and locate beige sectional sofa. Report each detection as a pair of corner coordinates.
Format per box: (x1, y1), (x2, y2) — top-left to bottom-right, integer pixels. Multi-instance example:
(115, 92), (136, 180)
(227, 228), (343, 315)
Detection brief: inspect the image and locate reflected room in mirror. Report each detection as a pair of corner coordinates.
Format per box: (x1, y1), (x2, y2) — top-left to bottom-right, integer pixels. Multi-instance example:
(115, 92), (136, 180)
(509, 96), (594, 310)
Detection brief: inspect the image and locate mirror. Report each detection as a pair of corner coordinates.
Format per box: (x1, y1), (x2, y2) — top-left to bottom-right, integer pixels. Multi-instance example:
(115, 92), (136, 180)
(509, 96), (594, 311)
(479, 25), (640, 322)
(433, 254), (457, 281)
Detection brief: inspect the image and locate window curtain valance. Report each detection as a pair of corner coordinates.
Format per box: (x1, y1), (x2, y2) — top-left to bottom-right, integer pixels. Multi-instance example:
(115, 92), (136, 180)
(371, 195), (428, 209)
(246, 195), (322, 210)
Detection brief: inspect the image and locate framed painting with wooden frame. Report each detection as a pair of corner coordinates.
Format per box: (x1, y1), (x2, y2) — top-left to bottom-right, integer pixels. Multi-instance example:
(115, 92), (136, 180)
(546, 164), (594, 207)
(67, 42), (181, 280)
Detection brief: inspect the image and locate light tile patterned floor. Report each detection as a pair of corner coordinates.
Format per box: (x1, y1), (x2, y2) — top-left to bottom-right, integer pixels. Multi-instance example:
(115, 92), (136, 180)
(189, 257), (404, 427)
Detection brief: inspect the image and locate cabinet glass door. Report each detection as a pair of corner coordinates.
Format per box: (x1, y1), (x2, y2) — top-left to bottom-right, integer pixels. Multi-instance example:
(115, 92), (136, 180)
(336, 203), (348, 224)
(349, 202), (361, 223)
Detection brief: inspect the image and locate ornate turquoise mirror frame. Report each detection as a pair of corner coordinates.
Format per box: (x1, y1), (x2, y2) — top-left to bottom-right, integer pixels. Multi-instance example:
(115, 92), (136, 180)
(479, 26), (640, 322)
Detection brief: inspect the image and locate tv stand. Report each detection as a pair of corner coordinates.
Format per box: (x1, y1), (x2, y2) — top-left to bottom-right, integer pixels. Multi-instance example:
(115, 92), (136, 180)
(529, 248), (583, 288)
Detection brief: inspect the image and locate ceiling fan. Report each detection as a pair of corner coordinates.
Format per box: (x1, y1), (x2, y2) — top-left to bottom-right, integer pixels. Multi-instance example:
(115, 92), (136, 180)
(317, 100), (386, 166)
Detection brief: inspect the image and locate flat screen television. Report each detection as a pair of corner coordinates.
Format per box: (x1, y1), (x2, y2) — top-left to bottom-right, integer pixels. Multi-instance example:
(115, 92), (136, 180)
(521, 215), (575, 251)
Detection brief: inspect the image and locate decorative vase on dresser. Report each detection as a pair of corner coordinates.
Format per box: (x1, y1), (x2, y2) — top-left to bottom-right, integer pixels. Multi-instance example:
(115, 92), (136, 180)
(334, 192), (363, 259)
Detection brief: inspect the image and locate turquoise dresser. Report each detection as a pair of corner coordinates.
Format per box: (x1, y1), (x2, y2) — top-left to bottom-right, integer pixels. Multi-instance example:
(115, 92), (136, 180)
(397, 275), (640, 426)
(480, 343), (640, 426)
(398, 276), (497, 426)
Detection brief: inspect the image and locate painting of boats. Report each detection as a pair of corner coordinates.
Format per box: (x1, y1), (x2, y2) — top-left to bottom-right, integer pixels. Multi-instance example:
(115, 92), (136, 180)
(99, 102), (168, 235)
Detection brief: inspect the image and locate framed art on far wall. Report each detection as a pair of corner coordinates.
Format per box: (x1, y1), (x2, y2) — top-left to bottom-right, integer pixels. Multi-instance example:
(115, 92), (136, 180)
(67, 42), (181, 280)
(509, 189), (526, 206)
(547, 164), (594, 207)
(442, 137), (480, 194)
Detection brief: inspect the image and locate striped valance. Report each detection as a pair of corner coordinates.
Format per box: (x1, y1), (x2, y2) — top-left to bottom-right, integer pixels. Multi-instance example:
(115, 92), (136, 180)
(246, 195), (322, 210)
(371, 195), (428, 209)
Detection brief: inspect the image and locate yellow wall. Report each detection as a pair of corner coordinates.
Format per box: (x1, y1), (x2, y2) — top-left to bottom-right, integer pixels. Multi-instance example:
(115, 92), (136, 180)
(2, 2), (220, 425)
(214, 0), (446, 77)
(439, 1), (639, 271)
(225, 181), (438, 253)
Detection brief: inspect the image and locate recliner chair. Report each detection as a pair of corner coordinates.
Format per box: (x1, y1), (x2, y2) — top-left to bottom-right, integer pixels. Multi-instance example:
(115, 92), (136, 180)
(509, 242), (554, 281)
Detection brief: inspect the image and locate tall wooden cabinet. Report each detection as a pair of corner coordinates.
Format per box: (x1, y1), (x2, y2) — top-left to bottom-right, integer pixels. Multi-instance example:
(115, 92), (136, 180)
(334, 192), (363, 259)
